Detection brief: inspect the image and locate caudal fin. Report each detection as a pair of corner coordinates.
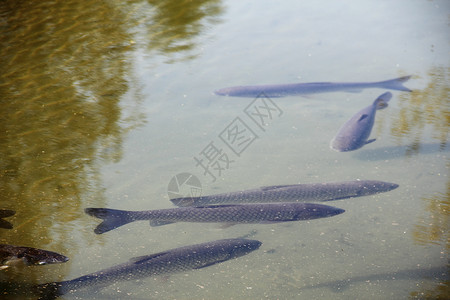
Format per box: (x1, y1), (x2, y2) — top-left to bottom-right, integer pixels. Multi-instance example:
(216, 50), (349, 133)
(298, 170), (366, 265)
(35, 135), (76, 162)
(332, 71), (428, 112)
(374, 92), (392, 110)
(378, 76), (412, 92)
(85, 208), (134, 234)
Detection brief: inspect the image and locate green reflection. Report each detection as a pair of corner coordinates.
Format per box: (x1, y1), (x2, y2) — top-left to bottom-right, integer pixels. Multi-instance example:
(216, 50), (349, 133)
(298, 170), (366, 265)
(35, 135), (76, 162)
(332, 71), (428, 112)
(0, 0), (223, 295)
(390, 66), (449, 155)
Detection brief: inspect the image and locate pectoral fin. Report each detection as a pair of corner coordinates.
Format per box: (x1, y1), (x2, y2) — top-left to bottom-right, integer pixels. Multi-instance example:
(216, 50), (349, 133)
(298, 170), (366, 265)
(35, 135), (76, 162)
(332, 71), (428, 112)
(358, 114), (369, 122)
(365, 139), (376, 144)
(149, 220), (176, 227)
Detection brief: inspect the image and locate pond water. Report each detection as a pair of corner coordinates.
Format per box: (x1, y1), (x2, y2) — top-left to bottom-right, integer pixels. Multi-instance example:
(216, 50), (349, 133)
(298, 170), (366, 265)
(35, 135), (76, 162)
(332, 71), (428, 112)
(0, 0), (448, 299)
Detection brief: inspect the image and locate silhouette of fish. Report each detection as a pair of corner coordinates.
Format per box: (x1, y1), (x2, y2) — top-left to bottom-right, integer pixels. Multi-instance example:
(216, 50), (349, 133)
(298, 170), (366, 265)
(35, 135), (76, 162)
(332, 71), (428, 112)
(0, 244), (68, 270)
(85, 203), (345, 234)
(331, 92), (392, 151)
(36, 239), (261, 299)
(0, 209), (15, 229)
(215, 76), (411, 97)
(170, 180), (399, 207)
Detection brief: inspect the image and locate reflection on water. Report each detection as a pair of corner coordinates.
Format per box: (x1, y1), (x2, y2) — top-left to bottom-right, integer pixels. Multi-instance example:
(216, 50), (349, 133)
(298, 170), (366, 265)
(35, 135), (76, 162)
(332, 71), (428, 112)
(390, 66), (449, 155)
(411, 176), (449, 299)
(0, 0), (222, 296)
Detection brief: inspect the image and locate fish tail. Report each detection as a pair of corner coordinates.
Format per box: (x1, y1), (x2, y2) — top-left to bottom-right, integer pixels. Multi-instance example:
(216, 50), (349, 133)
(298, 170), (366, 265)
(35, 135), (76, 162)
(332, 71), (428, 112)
(85, 208), (134, 234)
(377, 75), (412, 92)
(374, 91), (392, 110)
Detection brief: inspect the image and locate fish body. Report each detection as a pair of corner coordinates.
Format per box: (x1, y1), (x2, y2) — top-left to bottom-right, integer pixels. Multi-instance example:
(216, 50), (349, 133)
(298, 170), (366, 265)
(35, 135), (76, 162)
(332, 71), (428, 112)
(330, 92), (392, 151)
(37, 239), (261, 299)
(85, 203), (345, 234)
(0, 209), (15, 229)
(215, 76), (411, 97)
(0, 244), (68, 270)
(170, 180), (399, 207)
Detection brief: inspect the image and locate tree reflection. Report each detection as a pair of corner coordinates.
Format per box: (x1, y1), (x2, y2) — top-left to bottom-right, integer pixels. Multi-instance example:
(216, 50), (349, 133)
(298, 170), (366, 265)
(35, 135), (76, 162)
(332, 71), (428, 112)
(390, 66), (449, 154)
(391, 66), (450, 299)
(0, 0), (223, 293)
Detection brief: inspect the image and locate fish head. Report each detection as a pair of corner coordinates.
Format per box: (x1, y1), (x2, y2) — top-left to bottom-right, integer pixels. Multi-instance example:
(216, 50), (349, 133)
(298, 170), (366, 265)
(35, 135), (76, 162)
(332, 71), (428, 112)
(19, 248), (69, 266)
(294, 203), (345, 220)
(355, 180), (399, 196)
(214, 239), (262, 260)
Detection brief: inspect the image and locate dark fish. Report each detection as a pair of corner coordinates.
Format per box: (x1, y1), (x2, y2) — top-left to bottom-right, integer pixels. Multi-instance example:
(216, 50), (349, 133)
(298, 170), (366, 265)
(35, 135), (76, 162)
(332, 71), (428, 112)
(170, 180), (399, 207)
(85, 203), (345, 234)
(0, 209), (15, 229)
(0, 244), (69, 270)
(215, 76), (411, 97)
(36, 239), (261, 299)
(330, 92), (392, 151)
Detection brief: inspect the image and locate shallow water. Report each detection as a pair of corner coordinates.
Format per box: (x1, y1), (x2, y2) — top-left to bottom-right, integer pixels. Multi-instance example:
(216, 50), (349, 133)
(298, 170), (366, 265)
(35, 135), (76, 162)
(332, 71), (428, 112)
(0, 0), (448, 299)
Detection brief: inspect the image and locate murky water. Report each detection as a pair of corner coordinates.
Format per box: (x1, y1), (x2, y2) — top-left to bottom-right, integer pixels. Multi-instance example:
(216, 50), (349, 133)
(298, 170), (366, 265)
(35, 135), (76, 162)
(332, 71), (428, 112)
(0, 0), (448, 299)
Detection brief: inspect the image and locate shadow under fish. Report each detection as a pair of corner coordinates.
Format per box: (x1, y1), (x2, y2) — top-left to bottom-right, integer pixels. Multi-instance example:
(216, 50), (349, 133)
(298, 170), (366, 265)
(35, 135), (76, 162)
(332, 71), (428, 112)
(0, 209), (15, 229)
(330, 92), (392, 152)
(215, 76), (411, 98)
(170, 180), (399, 207)
(85, 203), (345, 234)
(35, 238), (261, 300)
(0, 244), (69, 270)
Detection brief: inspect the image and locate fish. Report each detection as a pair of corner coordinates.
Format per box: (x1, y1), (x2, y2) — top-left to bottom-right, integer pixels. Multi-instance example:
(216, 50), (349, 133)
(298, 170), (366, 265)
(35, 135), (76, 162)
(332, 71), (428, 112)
(214, 76), (411, 97)
(330, 91), (392, 152)
(170, 180), (399, 207)
(36, 238), (261, 299)
(0, 209), (15, 229)
(85, 203), (345, 234)
(0, 244), (69, 270)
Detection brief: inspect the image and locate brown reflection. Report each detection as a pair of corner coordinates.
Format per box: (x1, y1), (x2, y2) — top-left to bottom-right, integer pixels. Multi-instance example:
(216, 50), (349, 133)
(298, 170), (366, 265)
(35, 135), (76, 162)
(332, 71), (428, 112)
(142, 0), (223, 62)
(390, 66), (449, 155)
(410, 169), (449, 298)
(0, 0), (223, 296)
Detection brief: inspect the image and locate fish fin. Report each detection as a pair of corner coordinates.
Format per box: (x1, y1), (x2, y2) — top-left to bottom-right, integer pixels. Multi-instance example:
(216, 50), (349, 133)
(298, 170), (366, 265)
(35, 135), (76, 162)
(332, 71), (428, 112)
(374, 92), (392, 110)
(84, 208), (134, 234)
(260, 185), (295, 191)
(357, 114), (369, 122)
(365, 139), (376, 144)
(0, 219), (13, 229)
(194, 204), (243, 209)
(129, 252), (169, 264)
(219, 223), (237, 228)
(170, 197), (195, 207)
(377, 76), (412, 92)
(0, 209), (15, 218)
(149, 220), (175, 227)
(193, 259), (230, 269)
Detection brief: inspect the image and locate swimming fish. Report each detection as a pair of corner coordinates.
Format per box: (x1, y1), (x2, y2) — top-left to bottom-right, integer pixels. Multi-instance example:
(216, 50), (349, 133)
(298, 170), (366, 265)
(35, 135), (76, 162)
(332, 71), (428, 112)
(170, 180), (399, 207)
(0, 244), (69, 270)
(330, 91), (392, 152)
(36, 238), (261, 299)
(0, 209), (15, 229)
(214, 76), (411, 97)
(85, 203), (345, 234)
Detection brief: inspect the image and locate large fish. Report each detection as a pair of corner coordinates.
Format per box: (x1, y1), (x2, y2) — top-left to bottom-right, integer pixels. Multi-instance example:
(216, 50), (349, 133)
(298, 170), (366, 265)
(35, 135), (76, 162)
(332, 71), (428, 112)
(170, 180), (399, 207)
(330, 92), (392, 151)
(0, 209), (15, 229)
(36, 239), (261, 299)
(0, 244), (68, 270)
(215, 76), (411, 97)
(85, 203), (345, 234)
